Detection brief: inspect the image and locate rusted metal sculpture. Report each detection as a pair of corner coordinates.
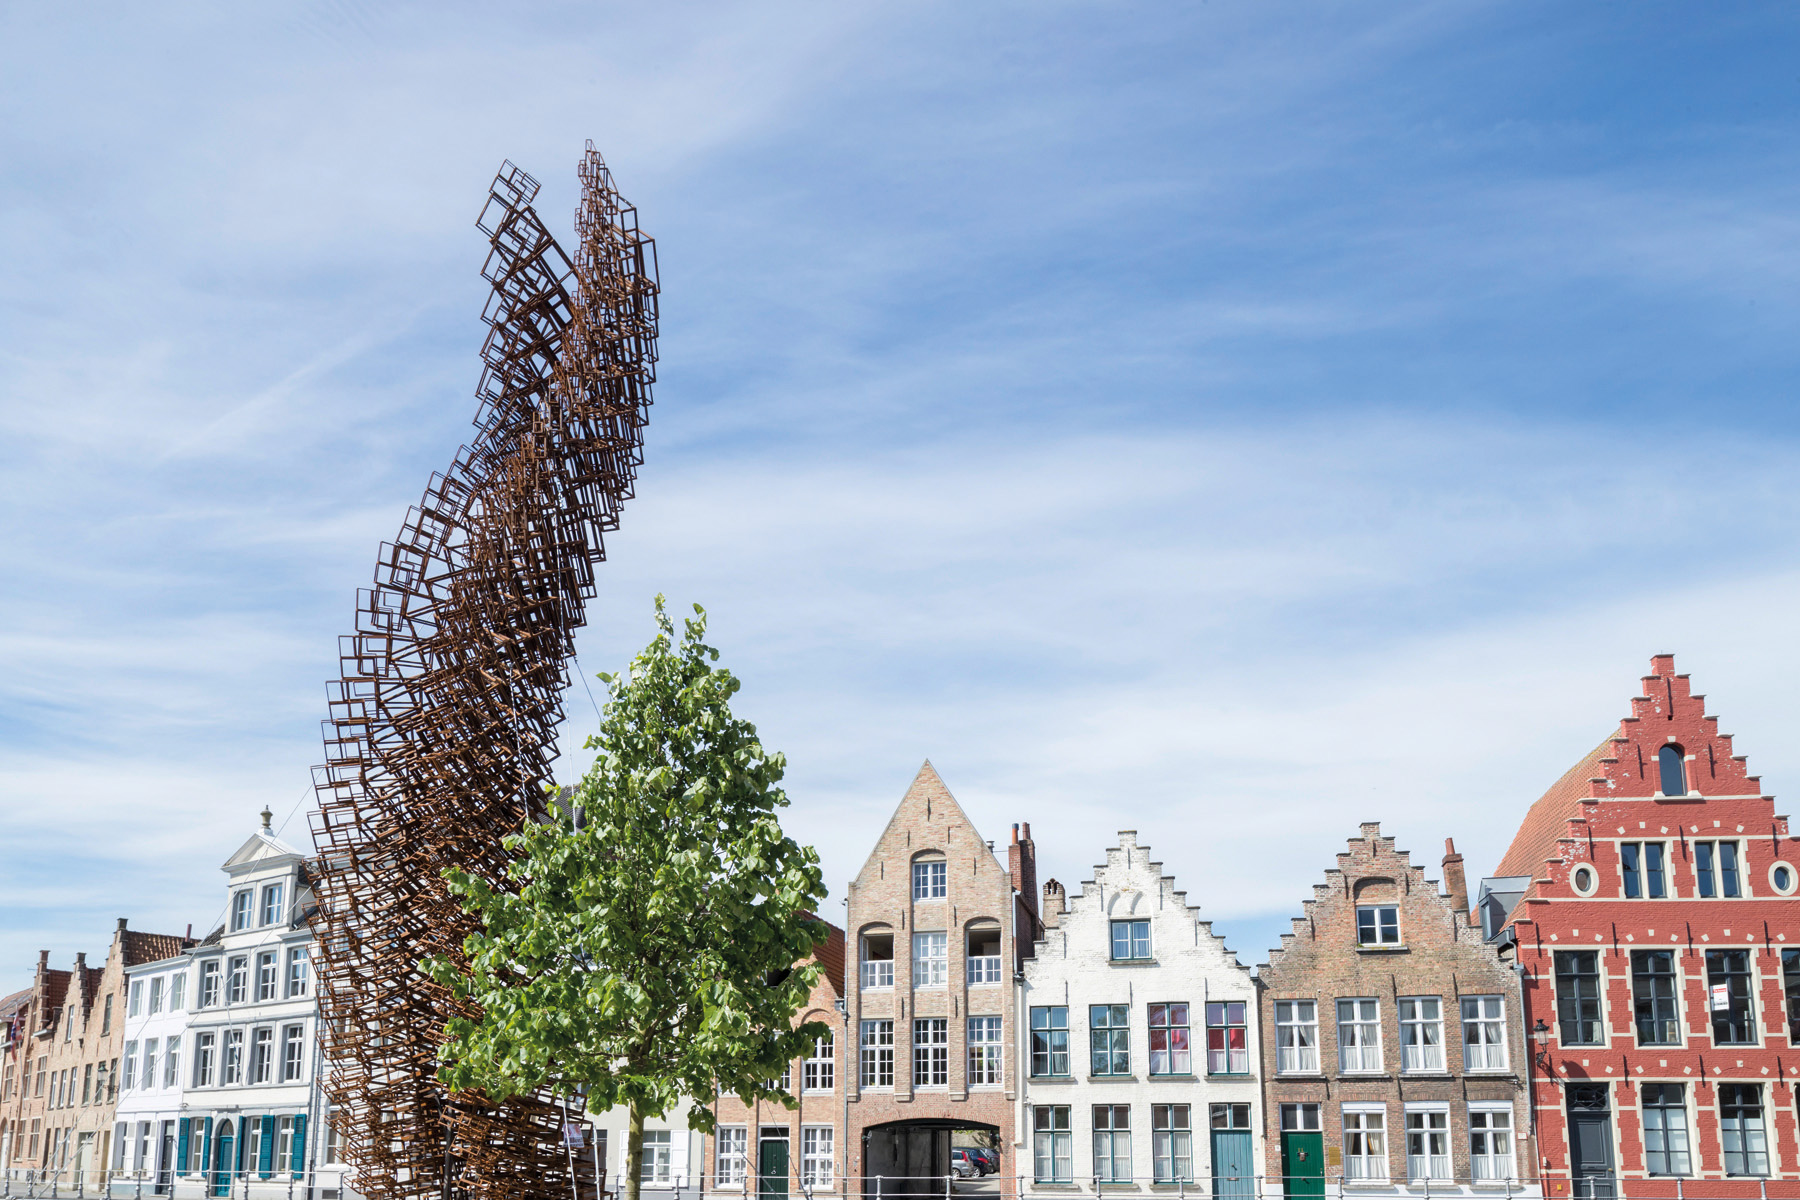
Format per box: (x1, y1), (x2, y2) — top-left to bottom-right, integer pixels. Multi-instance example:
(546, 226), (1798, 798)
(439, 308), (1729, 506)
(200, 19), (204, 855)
(308, 143), (658, 1200)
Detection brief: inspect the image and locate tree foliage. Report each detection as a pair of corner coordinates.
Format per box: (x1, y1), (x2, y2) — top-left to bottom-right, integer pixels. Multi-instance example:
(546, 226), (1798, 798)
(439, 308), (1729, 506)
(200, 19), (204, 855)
(424, 597), (830, 1200)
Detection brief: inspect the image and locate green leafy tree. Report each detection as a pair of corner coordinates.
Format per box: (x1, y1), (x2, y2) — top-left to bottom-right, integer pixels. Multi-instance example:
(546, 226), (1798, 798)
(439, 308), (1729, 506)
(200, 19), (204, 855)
(424, 597), (830, 1200)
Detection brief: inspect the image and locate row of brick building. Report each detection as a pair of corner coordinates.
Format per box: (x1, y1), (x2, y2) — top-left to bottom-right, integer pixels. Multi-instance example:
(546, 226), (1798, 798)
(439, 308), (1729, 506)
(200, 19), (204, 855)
(699, 655), (1800, 1200)
(2, 653), (1795, 1200)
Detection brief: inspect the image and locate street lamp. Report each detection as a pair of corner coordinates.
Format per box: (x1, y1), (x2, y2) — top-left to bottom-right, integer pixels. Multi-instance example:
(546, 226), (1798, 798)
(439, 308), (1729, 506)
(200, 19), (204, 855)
(1532, 1020), (1552, 1070)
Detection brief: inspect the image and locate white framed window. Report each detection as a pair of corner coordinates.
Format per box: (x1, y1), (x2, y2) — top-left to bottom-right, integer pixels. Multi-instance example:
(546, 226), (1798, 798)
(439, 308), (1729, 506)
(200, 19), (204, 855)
(199, 961), (220, 1008)
(128, 982), (143, 1018)
(257, 952), (279, 1001)
(912, 932), (947, 987)
(1405, 1105), (1451, 1181)
(1461, 995), (1507, 1071)
(860, 1020), (894, 1088)
(1275, 1000), (1318, 1073)
(715, 1127), (747, 1185)
(1110, 919), (1152, 961)
(148, 977), (164, 1015)
(1093, 1105), (1131, 1183)
(860, 932), (894, 990)
(121, 1042), (137, 1092)
(286, 948), (310, 998)
(1342, 1106), (1387, 1181)
(1033, 1106), (1072, 1183)
(275, 1116), (296, 1173)
(801, 1126), (833, 1187)
(968, 1016), (1003, 1085)
(140, 1039), (158, 1090)
(913, 1018), (948, 1087)
(193, 1033), (215, 1087)
(1337, 998), (1382, 1072)
(223, 1029), (244, 1085)
(1469, 1104), (1516, 1181)
(251, 1028), (274, 1084)
(1356, 905), (1399, 946)
(1398, 997), (1444, 1072)
(912, 858), (947, 899)
(231, 891), (253, 932)
(640, 1130), (672, 1184)
(227, 956), (248, 1005)
(803, 1033), (834, 1092)
(282, 1025), (305, 1082)
(163, 1036), (181, 1089)
(261, 883), (285, 926)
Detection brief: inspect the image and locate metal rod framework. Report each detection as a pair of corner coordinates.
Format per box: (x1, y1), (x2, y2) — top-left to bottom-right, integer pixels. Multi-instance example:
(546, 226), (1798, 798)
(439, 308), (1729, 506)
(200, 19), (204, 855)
(305, 143), (659, 1200)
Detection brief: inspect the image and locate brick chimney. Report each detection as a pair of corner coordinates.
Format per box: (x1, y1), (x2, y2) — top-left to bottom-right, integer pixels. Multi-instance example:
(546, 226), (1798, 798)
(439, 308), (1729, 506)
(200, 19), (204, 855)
(1010, 823), (1038, 919)
(1041, 879), (1067, 929)
(1441, 837), (1470, 923)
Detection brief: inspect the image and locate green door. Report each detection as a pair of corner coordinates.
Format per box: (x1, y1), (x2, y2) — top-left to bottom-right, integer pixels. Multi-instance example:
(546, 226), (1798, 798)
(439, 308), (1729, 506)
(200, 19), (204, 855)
(1211, 1131), (1254, 1200)
(759, 1137), (790, 1200)
(211, 1122), (235, 1198)
(1281, 1132), (1324, 1200)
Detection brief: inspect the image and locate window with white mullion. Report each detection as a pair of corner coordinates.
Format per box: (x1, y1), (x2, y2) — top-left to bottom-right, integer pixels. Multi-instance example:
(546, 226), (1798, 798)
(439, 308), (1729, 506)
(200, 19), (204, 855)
(1398, 997), (1444, 1073)
(1405, 1107), (1451, 1181)
(1460, 995), (1507, 1070)
(1337, 999), (1382, 1073)
(1274, 1000), (1318, 1073)
(1469, 1106), (1516, 1181)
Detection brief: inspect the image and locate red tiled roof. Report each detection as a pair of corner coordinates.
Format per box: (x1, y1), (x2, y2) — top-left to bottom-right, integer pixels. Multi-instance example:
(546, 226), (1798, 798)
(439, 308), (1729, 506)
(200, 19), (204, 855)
(811, 919), (846, 995)
(1494, 735), (1613, 879)
(121, 930), (195, 967)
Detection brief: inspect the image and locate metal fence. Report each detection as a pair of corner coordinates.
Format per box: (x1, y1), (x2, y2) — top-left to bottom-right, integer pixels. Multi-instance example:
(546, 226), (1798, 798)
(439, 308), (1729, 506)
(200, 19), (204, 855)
(0, 1167), (355, 1200)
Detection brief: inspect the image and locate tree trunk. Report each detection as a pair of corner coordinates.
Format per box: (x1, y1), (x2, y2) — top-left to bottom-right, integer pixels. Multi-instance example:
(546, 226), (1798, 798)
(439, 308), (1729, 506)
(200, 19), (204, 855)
(624, 1102), (645, 1200)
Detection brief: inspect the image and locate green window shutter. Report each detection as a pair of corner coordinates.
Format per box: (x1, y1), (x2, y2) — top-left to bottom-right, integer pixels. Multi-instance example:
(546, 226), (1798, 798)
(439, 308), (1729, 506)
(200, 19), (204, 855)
(198, 1118), (210, 1180)
(290, 1114), (308, 1180)
(177, 1119), (191, 1176)
(260, 1115), (276, 1178)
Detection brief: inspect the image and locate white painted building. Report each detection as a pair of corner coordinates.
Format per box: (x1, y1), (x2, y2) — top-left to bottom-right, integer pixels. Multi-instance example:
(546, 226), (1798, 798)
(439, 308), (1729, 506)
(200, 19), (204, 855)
(169, 810), (354, 1199)
(1019, 832), (1262, 1195)
(110, 949), (196, 1193)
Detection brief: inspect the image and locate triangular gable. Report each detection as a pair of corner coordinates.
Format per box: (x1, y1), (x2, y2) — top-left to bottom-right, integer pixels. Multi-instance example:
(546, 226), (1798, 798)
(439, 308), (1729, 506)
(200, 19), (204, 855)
(222, 830), (304, 871)
(849, 760), (999, 887)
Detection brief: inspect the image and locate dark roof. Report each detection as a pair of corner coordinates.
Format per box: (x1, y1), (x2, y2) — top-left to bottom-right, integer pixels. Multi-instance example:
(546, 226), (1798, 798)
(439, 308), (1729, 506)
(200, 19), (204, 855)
(811, 918), (846, 995)
(121, 930), (196, 967)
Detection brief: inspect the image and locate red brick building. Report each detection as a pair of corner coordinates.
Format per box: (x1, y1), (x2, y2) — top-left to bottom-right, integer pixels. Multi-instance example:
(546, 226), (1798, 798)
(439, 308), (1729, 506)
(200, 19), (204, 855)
(1486, 655), (1800, 1198)
(843, 763), (1037, 1198)
(698, 923), (847, 1200)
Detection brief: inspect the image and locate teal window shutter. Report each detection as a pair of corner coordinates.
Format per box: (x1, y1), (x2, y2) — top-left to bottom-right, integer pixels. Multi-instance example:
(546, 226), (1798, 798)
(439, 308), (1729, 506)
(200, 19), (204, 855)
(198, 1118), (211, 1181)
(260, 1115), (276, 1178)
(177, 1119), (191, 1176)
(290, 1114), (309, 1180)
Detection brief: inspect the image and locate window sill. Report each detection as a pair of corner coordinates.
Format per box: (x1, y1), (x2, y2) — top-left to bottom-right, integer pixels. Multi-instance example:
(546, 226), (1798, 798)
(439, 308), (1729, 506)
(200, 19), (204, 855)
(1109, 959), (1159, 967)
(1087, 1074), (1140, 1083)
(1274, 1072), (1328, 1080)
(1336, 1073), (1394, 1081)
(1147, 1073), (1198, 1080)
(1356, 945), (1409, 955)
(1399, 1073), (1455, 1081)
(1207, 1072), (1255, 1079)
(1029, 1075), (1077, 1084)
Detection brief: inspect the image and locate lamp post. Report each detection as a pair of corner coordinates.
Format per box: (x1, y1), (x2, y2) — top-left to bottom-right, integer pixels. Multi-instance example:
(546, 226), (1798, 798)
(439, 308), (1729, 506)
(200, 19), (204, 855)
(1532, 1020), (1551, 1071)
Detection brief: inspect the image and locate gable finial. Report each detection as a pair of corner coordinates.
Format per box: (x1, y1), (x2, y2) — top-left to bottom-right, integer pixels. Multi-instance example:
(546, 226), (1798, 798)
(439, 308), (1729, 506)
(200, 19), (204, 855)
(260, 806), (274, 833)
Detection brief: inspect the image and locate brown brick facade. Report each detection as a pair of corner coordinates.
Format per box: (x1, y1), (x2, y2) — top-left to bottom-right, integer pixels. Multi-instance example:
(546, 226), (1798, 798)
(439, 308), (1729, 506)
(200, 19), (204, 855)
(1256, 824), (1531, 1196)
(844, 763), (1035, 1197)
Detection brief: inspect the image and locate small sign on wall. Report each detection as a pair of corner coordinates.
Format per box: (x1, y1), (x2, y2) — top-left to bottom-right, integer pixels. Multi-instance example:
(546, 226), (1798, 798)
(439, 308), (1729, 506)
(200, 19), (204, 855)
(1711, 984), (1731, 1012)
(1326, 1147), (1342, 1166)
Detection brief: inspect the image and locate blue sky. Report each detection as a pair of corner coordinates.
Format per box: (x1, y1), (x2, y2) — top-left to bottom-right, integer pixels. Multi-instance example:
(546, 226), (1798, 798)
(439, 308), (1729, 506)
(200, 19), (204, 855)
(4, 2), (1800, 974)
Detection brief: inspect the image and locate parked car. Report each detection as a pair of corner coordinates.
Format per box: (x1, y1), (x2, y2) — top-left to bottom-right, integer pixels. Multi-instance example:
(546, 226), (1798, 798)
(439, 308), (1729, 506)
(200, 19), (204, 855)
(973, 1149), (1000, 1176)
(950, 1149), (982, 1179)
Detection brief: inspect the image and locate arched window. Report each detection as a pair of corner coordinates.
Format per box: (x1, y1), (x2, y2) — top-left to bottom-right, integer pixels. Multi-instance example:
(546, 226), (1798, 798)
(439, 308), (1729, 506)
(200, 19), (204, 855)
(1658, 745), (1687, 797)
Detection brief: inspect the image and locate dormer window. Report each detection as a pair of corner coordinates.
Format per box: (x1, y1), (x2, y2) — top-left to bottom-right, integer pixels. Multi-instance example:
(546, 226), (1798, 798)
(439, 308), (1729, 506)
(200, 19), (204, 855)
(231, 891), (253, 932)
(912, 858), (947, 900)
(1356, 905), (1399, 946)
(261, 883), (285, 927)
(1658, 745), (1687, 797)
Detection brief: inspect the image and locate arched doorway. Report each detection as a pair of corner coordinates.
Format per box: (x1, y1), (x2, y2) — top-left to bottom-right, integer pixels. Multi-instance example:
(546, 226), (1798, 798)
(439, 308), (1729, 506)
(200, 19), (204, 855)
(211, 1120), (235, 1198)
(861, 1120), (999, 1199)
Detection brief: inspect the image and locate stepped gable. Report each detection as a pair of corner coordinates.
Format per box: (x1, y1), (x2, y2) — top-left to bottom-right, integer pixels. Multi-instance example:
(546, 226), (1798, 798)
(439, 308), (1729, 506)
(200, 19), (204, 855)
(1030, 829), (1243, 967)
(1259, 821), (1481, 972)
(1494, 654), (1768, 883)
(36, 968), (70, 1034)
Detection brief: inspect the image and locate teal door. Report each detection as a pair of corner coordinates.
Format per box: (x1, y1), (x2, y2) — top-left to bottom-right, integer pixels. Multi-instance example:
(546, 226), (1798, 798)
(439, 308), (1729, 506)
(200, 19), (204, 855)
(1280, 1132), (1324, 1200)
(759, 1137), (790, 1200)
(211, 1122), (235, 1198)
(1211, 1131), (1254, 1200)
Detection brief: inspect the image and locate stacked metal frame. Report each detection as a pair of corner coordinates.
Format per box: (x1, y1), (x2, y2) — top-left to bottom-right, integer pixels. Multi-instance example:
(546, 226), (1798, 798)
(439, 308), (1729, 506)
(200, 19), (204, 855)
(308, 143), (658, 1200)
